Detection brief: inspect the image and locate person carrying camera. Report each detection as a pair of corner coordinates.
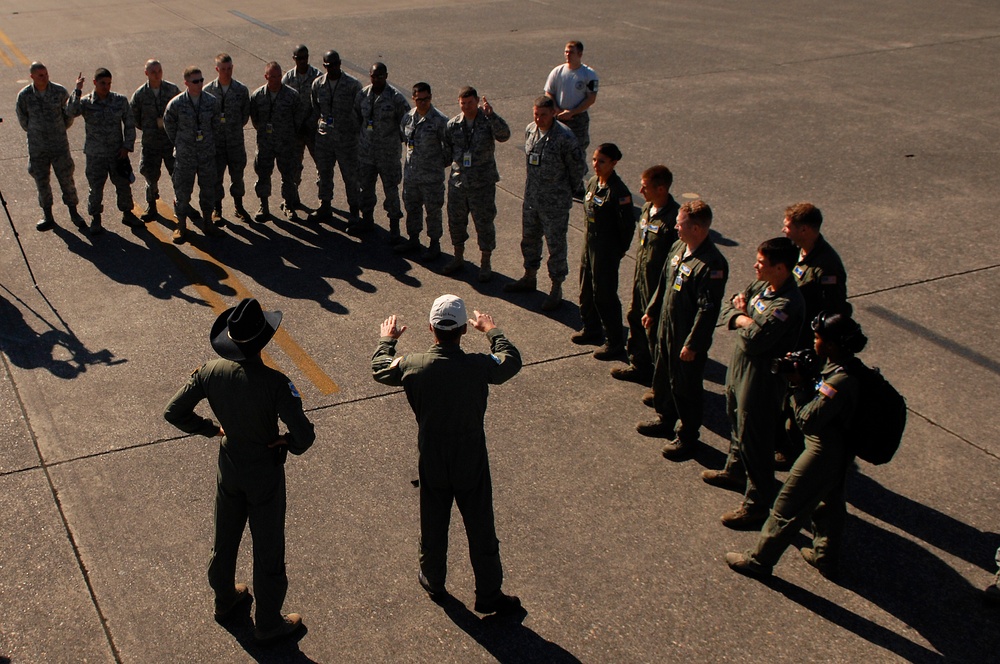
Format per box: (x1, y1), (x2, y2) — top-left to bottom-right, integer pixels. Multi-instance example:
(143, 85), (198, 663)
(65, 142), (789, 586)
(725, 311), (867, 579)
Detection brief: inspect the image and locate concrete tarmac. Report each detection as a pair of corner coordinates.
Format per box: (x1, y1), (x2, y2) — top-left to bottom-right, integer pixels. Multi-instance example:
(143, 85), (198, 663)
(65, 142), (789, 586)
(1, 1), (998, 661)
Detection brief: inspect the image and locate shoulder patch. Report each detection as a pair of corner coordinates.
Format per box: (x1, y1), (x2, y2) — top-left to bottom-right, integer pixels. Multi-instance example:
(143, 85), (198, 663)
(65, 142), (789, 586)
(773, 308), (789, 322)
(821, 275), (838, 284)
(618, 195), (632, 205)
(288, 381), (301, 398)
(818, 381), (838, 399)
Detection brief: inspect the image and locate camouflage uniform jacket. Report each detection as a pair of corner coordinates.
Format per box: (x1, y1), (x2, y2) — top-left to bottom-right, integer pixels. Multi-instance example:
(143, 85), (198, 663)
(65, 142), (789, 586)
(163, 91), (221, 158)
(522, 120), (585, 211)
(130, 81), (180, 149)
(401, 106), (450, 185)
(310, 71), (362, 143)
(444, 109), (511, 189)
(15, 82), (74, 154)
(249, 85), (307, 152)
(355, 84), (410, 162)
(203, 78), (251, 149)
(67, 90), (136, 156)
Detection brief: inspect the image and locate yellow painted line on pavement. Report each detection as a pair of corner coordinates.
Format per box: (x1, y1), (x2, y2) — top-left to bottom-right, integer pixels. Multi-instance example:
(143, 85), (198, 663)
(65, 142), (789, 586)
(144, 215), (340, 395)
(0, 28), (30, 66)
(0, 45), (13, 68)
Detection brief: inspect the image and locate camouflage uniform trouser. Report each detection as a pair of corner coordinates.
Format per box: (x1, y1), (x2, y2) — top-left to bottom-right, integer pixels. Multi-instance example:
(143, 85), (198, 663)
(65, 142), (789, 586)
(403, 179), (445, 240)
(563, 112), (590, 177)
(173, 153), (218, 219)
(290, 132), (315, 203)
(520, 202), (569, 282)
(254, 145), (299, 207)
(27, 149), (79, 208)
(214, 142), (247, 204)
(139, 143), (175, 207)
(315, 136), (360, 210)
(447, 182), (497, 252)
(358, 152), (403, 221)
(86, 153), (134, 216)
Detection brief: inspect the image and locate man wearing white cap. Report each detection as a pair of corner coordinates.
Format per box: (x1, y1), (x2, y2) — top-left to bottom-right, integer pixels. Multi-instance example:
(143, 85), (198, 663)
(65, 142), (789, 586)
(372, 294), (522, 614)
(164, 297), (314, 644)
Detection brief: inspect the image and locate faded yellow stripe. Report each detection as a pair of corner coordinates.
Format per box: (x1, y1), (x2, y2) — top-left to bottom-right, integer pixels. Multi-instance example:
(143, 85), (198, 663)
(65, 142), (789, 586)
(144, 209), (339, 394)
(0, 27), (30, 65)
(0, 45), (13, 68)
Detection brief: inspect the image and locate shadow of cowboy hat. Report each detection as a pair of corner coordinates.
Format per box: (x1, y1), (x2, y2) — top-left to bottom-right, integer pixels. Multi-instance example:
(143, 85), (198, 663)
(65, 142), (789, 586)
(210, 298), (282, 361)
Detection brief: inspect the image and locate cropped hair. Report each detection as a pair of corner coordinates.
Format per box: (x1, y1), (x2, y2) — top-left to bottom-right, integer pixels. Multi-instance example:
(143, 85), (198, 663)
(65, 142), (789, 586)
(567, 41), (583, 54)
(758, 237), (799, 271)
(681, 200), (713, 228)
(534, 95), (555, 110)
(94, 68), (112, 80)
(183, 66), (202, 80)
(215, 53), (232, 65)
(641, 165), (673, 191)
(785, 202), (823, 230)
(459, 86), (478, 99)
(412, 81), (431, 96)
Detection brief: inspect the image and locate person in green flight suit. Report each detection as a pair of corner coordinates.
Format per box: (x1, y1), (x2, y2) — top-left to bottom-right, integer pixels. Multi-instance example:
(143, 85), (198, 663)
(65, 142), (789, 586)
(703, 237), (804, 530)
(570, 143), (637, 360)
(371, 294), (522, 614)
(164, 298), (315, 645)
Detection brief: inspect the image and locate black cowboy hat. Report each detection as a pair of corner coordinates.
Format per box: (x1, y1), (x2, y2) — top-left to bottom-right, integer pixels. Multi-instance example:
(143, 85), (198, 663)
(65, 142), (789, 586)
(209, 298), (282, 361)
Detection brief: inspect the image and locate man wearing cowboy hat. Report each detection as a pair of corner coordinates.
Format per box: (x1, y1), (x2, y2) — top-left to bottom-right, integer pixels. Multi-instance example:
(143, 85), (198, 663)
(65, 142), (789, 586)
(164, 298), (315, 644)
(371, 294), (523, 614)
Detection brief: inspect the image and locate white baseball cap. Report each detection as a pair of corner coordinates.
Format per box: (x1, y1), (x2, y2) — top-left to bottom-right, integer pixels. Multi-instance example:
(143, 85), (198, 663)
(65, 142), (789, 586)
(429, 294), (468, 330)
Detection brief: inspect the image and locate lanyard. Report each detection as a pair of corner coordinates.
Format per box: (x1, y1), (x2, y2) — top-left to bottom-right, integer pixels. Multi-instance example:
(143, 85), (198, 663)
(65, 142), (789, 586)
(462, 115), (478, 151)
(324, 75), (343, 117)
(187, 93), (202, 132)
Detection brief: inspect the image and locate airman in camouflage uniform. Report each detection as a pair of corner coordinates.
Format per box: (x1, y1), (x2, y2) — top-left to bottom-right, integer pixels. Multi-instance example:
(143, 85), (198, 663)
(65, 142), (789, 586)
(395, 82), (451, 261)
(164, 66), (223, 243)
(441, 87), (511, 282)
(354, 62), (410, 239)
(14, 62), (85, 231)
(204, 53), (252, 223)
(307, 50), (362, 223)
(503, 96), (586, 311)
(249, 62), (309, 222)
(282, 45), (321, 213)
(705, 237), (804, 531)
(130, 60), (181, 221)
(67, 68), (138, 235)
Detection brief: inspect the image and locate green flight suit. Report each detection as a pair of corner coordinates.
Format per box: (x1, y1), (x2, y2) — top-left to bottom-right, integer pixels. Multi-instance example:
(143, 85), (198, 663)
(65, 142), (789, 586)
(164, 358), (315, 632)
(645, 238), (729, 441)
(371, 329), (521, 602)
(722, 278), (804, 514)
(578, 171), (636, 346)
(747, 359), (858, 569)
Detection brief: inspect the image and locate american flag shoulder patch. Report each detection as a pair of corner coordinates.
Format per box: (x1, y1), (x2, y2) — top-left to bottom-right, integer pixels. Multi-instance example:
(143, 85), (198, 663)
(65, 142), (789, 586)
(710, 270), (725, 279)
(818, 381), (838, 399)
(773, 309), (789, 322)
(619, 195), (632, 205)
(821, 275), (838, 284)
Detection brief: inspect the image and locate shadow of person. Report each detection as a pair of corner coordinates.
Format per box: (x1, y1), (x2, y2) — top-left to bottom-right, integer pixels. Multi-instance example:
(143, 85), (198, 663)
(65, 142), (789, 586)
(0, 287), (125, 379)
(763, 514), (1000, 662)
(53, 223), (234, 304)
(437, 595), (581, 663)
(709, 228), (738, 247)
(216, 604), (318, 664)
(847, 470), (998, 572)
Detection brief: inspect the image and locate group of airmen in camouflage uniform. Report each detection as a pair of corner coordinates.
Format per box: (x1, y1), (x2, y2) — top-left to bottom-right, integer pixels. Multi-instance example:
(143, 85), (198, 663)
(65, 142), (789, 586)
(14, 42), (600, 297)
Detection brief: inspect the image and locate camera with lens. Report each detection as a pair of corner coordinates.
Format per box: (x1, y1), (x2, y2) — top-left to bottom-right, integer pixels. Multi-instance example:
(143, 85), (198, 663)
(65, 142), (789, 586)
(770, 348), (821, 379)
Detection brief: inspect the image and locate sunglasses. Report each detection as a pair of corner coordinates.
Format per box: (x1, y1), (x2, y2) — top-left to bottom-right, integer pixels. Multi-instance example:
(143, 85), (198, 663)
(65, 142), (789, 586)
(189, 78), (204, 84)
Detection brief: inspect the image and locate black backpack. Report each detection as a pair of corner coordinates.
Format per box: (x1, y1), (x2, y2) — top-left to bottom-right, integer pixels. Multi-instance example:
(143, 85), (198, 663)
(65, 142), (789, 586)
(846, 359), (907, 464)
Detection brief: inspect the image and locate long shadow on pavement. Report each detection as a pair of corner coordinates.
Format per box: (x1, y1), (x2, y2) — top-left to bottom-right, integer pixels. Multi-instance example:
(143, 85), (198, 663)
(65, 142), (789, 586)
(847, 471), (999, 572)
(762, 514), (1000, 663)
(0, 288), (124, 379)
(438, 595), (581, 663)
